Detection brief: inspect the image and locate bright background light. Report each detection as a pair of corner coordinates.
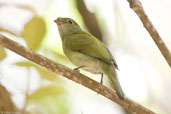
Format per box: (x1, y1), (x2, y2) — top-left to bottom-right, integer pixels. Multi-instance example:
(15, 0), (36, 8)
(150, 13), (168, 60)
(0, 0), (171, 114)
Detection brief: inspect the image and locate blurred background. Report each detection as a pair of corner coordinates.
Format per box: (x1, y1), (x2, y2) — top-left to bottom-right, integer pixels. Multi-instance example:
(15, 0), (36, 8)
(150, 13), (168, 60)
(0, 0), (171, 114)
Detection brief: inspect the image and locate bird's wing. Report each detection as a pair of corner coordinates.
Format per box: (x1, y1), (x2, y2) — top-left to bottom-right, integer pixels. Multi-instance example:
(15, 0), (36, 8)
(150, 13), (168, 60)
(66, 33), (118, 67)
(106, 49), (119, 69)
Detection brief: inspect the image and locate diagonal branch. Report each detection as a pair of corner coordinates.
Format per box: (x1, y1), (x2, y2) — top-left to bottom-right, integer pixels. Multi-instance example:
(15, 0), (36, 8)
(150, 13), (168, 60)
(127, 0), (171, 67)
(0, 34), (155, 114)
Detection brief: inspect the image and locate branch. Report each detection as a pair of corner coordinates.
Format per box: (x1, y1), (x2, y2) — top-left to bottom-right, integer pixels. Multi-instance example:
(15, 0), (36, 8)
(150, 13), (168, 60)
(76, 0), (103, 41)
(0, 34), (155, 114)
(127, 0), (171, 67)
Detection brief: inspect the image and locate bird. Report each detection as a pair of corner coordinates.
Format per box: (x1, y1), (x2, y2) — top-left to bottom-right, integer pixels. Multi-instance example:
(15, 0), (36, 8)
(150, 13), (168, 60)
(54, 17), (124, 99)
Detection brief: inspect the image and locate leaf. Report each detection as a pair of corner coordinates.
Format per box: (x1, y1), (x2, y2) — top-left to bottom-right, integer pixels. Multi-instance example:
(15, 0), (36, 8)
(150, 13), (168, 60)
(35, 66), (58, 81)
(15, 61), (58, 81)
(28, 85), (65, 100)
(15, 61), (35, 67)
(27, 85), (69, 114)
(0, 47), (7, 61)
(22, 16), (46, 50)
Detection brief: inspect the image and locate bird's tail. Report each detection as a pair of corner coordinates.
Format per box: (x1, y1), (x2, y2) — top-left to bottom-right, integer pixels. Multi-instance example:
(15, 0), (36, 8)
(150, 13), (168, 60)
(109, 75), (124, 99)
(105, 69), (124, 99)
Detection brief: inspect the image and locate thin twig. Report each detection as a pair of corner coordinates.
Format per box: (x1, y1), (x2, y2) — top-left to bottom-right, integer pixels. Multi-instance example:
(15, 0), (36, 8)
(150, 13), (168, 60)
(0, 34), (155, 114)
(127, 0), (171, 67)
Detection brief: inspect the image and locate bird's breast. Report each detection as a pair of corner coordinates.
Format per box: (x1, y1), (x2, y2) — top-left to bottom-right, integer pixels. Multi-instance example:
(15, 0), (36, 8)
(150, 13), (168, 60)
(63, 49), (102, 74)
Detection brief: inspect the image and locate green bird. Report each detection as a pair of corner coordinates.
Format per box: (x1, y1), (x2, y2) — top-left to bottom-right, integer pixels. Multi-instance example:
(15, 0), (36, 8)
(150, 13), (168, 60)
(54, 17), (124, 99)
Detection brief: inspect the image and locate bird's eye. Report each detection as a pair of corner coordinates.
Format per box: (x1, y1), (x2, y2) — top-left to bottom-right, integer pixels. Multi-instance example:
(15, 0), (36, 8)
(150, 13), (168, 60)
(68, 20), (73, 24)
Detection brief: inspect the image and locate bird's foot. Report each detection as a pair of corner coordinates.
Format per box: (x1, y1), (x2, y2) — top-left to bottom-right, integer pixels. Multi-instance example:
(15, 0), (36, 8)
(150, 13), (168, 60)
(73, 66), (85, 72)
(96, 73), (104, 95)
(100, 73), (104, 85)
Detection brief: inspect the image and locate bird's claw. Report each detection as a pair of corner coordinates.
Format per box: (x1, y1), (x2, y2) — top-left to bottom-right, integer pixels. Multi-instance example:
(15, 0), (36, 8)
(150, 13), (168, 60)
(73, 66), (85, 72)
(100, 73), (104, 85)
(74, 68), (80, 72)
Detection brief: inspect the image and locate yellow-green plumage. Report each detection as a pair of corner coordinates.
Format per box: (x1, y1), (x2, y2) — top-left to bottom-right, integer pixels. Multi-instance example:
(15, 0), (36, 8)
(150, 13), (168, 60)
(54, 17), (124, 99)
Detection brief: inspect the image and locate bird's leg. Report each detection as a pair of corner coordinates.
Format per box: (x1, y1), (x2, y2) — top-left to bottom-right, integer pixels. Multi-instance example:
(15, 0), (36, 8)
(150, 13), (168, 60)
(74, 66), (85, 72)
(96, 73), (104, 95)
(100, 73), (104, 84)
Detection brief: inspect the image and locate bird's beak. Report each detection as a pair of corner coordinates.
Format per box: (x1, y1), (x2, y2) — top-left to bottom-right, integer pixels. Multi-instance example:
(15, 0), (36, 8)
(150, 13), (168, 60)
(54, 19), (62, 25)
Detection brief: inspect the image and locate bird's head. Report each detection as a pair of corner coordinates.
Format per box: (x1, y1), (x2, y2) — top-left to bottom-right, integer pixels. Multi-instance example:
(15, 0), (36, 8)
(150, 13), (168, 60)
(54, 17), (81, 37)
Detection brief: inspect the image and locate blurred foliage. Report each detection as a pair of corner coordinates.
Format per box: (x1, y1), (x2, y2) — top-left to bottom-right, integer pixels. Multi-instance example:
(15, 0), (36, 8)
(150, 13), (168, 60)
(15, 61), (35, 67)
(0, 84), (18, 112)
(0, 47), (6, 61)
(15, 61), (68, 114)
(35, 66), (58, 82)
(21, 16), (46, 50)
(15, 61), (59, 81)
(9, 4), (68, 111)
(26, 85), (69, 114)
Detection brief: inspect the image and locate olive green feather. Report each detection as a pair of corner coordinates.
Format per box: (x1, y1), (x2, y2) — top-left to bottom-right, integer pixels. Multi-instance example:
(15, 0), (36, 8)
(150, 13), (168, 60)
(66, 32), (113, 64)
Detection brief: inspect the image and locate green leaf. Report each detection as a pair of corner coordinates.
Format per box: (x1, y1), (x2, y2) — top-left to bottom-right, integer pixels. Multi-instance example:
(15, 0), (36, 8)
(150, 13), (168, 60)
(0, 47), (7, 61)
(27, 85), (69, 114)
(15, 61), (35, 67)
(22, 16), (46, 50)
(15, 61), (58, 81)
(28, 85), (65, 100)
(35, 66), (58, 81)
